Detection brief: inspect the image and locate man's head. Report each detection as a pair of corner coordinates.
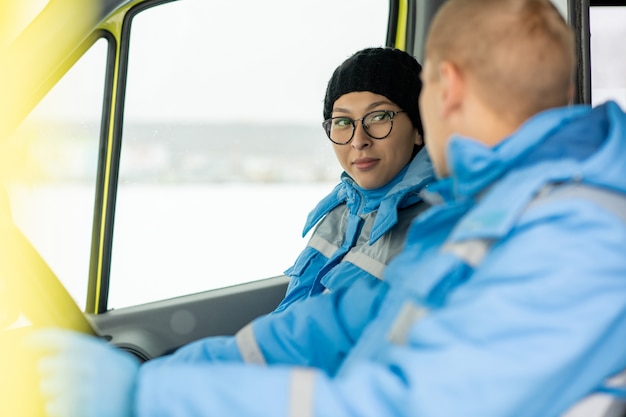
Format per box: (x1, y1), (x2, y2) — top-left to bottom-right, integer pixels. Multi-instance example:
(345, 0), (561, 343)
(419, 0), (575, 177)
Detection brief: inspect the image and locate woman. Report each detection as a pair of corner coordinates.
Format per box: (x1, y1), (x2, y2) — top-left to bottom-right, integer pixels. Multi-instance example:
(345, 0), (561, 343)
(276, 46), (433, 311)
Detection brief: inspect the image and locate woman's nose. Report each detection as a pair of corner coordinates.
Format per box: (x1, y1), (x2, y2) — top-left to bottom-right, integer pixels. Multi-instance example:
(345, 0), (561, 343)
(351, 123), (372, 150)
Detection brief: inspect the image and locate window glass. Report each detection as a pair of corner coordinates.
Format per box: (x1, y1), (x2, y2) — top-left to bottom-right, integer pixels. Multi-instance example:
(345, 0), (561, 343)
(590, 7), (626, 108)
(6, 39), (107, 311)
(110, 0), (388, 308)
(550, 0), (568, 19)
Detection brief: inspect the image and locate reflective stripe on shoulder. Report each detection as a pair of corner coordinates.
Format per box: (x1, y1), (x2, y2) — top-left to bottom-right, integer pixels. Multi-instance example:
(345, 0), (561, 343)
(387, 301), (428, 345)
(307, 205), (346, 258)
(234, 323), (266, 365)
(442, 238), (493, 267)
(288, 368), (316, 417)
(441, 183), (626, 269)
(307, 234), (339, 259)
(531, 183), (626, 224)
(343, 250), (387, 280)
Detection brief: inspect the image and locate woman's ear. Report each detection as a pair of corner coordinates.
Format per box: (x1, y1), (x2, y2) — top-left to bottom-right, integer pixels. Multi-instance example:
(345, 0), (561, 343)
(413, 130), (423, 146)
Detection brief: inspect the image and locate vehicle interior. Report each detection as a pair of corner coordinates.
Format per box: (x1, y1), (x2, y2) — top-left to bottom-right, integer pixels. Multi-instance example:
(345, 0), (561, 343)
(1, 0), (625, 416)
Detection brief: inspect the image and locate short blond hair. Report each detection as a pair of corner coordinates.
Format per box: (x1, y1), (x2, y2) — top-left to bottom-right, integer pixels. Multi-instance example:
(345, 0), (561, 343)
(425, 0), (575, 123)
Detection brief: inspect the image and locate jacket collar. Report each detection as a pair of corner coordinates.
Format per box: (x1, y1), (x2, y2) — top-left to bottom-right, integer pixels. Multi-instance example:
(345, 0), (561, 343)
(302, 148), (435, 240)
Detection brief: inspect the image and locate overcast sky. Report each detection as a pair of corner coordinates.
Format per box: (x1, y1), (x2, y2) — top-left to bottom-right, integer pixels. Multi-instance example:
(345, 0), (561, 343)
(31, 0), (626, 124)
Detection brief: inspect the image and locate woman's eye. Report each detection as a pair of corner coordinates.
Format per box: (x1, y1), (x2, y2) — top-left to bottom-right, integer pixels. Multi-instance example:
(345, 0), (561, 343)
(333, 118), (352, 128)
(371, 111), (391, 122)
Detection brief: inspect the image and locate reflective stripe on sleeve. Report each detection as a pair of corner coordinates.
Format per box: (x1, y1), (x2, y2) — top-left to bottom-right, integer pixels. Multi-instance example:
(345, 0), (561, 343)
(308, 235), (339, 259)
(234, 323), (266, 365)
(387, 301), (428, 345)
(288, 368), (316, 417)
(343, 251), (386, 280)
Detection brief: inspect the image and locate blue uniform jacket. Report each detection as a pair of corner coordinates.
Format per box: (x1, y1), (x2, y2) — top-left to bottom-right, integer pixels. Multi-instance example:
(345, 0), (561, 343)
(136, 102), (626, 417)
(278, 148), (434, 309)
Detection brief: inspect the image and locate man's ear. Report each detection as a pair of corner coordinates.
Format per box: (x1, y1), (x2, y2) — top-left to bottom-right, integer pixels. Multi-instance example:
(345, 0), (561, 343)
(438, 61), (464, 118)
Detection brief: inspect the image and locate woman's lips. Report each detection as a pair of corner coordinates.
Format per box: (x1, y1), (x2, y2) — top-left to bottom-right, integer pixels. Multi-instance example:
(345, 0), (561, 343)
(353, 157), (380, 171)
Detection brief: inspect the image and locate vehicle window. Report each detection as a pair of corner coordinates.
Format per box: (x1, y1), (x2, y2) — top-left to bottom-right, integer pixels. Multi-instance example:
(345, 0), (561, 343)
(110, 0), (388, 308)
(6, 39), (107, 311)
(590, 6), (626, 108)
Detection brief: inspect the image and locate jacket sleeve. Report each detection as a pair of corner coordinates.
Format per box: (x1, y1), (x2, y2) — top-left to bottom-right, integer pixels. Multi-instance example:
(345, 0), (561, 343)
(156, 335), (244, 363)
(136, 200), (626, 417)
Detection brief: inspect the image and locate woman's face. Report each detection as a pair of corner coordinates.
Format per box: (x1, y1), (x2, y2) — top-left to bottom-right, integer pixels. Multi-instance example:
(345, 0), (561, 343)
(330, 91), (422, 190)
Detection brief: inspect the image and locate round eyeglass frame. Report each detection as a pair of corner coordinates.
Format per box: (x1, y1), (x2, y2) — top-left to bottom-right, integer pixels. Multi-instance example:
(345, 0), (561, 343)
(322, 110), (405, 145)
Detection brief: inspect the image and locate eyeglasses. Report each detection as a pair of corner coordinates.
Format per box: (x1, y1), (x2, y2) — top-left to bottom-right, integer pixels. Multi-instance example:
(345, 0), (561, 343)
(322, 110), (405, 145)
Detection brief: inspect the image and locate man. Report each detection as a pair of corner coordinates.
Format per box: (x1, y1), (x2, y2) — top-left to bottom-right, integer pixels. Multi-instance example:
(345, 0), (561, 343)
(30, 1), (626, 416)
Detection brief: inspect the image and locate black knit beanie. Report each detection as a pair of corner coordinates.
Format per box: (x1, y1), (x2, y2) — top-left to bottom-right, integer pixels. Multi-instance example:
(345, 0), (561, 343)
(323, 47), (423, 135)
